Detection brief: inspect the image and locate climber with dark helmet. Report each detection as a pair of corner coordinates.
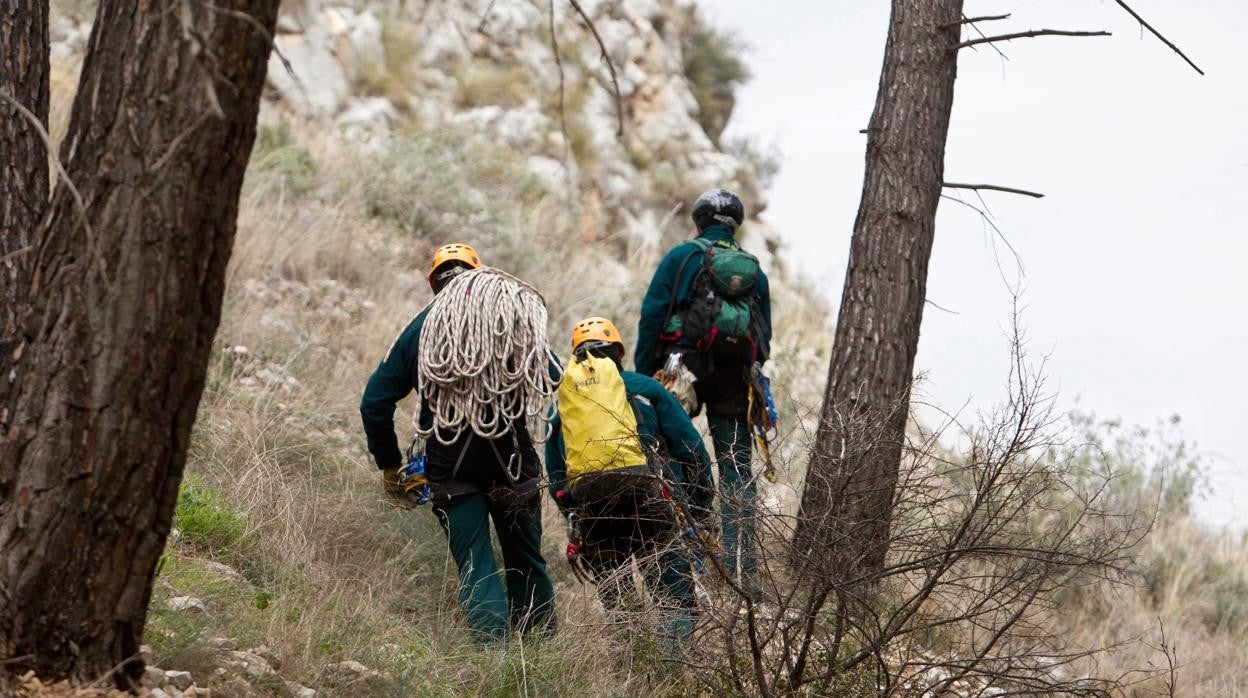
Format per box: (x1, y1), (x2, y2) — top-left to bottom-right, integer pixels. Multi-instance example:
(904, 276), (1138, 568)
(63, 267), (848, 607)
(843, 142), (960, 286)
(635, 188), (772, 598)
(360, 243), (558, 642)
(546, 316), (714, 647)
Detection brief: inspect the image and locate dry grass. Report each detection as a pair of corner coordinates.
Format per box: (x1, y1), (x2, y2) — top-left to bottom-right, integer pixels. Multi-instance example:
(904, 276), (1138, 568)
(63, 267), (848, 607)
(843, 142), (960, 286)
(145, 109), (704, 695)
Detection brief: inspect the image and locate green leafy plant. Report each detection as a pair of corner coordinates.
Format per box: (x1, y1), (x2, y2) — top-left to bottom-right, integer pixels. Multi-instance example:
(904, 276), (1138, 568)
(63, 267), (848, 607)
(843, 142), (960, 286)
(683, 14), (750, 144)
(174, 476), (248, 557)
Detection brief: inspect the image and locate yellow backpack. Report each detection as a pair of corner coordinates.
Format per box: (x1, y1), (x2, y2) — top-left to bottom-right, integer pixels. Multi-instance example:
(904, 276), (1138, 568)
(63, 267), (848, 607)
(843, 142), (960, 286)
(558, 354), (648, 481)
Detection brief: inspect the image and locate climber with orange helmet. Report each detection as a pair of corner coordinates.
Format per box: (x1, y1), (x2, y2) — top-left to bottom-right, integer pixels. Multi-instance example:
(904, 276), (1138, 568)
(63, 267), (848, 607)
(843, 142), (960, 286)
(360, 243), (557, 642)
(546, 316), (713, 646)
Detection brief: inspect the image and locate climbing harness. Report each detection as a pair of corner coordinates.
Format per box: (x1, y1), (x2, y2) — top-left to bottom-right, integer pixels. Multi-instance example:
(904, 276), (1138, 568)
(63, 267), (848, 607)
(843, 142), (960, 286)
(414, 267), (561, 445)
(747, 362), (779, 483)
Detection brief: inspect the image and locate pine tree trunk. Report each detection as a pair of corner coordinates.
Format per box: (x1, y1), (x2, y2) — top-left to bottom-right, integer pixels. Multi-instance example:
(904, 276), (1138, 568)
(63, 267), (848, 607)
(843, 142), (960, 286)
(0, 0), (279, 686)
(795, 0), (964, 580)
(0, 0), (49, 342)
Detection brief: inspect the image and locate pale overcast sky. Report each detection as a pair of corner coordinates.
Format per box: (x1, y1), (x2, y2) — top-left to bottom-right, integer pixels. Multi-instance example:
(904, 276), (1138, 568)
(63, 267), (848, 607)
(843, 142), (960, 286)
(707, 1), (1248, 526)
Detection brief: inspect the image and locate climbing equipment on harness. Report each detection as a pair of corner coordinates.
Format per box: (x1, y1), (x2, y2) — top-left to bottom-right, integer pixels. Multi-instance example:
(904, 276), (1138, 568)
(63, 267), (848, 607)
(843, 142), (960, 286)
(557, 353), (648, 482)
(654, 352), (699, 415)
(415, 267), (561, 445)
(747, 362), (779, 483)
(400, 437), (432, 506)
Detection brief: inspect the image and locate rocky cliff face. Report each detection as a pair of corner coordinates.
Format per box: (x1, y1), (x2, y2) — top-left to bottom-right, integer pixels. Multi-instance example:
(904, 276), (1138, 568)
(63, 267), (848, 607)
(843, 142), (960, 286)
(263, 0), (774, 264)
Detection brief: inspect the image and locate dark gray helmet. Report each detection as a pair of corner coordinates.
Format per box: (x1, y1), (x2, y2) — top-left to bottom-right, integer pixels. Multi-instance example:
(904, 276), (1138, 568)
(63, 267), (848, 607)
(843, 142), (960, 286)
(691, 188), (745, 231)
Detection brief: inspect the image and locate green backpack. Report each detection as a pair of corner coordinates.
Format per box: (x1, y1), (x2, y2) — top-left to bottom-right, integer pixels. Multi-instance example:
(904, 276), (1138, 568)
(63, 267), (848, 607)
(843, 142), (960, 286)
(662, 238), (763, 356)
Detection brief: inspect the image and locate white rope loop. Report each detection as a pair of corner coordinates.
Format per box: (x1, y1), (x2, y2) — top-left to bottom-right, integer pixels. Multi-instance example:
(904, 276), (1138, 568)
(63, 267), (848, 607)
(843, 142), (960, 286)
(415, 267), (561, 445)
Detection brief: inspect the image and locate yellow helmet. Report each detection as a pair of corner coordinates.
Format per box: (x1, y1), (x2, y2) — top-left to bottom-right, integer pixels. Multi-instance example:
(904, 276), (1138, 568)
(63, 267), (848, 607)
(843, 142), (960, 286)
(428, 243), (482, 286)
(571, 317), (625, 356)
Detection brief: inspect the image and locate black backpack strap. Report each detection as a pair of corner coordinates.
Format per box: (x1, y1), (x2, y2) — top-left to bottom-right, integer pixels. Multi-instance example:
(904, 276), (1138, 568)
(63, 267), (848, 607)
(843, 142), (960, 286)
(659, 241), (708, 346)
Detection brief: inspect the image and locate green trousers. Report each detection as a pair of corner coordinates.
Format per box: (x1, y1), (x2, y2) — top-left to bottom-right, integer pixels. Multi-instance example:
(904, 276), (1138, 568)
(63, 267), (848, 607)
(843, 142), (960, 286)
(434, 493), (556, 641)
(707, 415), (756, 580)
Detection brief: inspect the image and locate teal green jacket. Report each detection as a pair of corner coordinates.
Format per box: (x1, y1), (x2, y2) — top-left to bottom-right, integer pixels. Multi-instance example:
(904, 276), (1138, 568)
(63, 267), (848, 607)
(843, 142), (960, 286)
(544, 370), (714, 512)
(360, 310), (433, 470)
(360, 309), (563, 471)
(634, 225), (772, 377)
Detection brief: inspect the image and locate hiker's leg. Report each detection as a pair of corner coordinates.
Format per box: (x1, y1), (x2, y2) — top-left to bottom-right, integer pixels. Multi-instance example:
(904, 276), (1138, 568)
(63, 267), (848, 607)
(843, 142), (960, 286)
(707, 414), (756, 580)
(640, 543), (696, 643)
(434, 494), (510, 641)
(585, 552), (632, 619)
(492, 501), (557, 636)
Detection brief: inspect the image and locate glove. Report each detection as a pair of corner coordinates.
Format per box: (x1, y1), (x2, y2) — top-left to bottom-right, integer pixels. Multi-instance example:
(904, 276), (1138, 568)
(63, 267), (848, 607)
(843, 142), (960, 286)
(553, 488), (577, 516)
(381, 466), (415, 509)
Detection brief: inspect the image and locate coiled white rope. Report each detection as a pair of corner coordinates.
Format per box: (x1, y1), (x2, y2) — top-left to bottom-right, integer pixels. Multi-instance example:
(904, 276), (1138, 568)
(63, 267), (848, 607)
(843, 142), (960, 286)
(414, 267), (561, 445)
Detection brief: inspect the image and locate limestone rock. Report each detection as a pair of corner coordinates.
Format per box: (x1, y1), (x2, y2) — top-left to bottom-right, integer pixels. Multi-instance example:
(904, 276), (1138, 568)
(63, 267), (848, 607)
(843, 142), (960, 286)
(165, 670), (195, 691)
(167, 596), (207, 614)
(142, 666), (166, 689)
(224, 649), (277, 679)
(317, 660), (391, 691)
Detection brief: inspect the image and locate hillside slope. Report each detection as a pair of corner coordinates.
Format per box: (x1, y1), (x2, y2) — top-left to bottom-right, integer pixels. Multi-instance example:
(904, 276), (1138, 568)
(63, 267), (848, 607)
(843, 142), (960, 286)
(44, 1), (829, 695)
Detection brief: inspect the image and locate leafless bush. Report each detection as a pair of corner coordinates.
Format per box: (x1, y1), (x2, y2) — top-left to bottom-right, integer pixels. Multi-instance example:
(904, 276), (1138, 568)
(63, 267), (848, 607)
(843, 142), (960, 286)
(675, 321), (1151, 697)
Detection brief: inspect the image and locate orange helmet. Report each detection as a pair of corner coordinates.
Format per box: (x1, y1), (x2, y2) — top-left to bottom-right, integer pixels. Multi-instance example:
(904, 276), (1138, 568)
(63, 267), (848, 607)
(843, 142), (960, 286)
(428, 243), (482, 286)
(571, 317), (625, 356)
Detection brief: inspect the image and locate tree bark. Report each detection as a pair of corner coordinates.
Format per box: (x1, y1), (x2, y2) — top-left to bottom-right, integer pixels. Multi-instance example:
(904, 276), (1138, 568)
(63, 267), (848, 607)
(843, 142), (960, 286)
(795, 0), (964, 580)
(0, 0), (49, 342)
(0, 0), (279, 686)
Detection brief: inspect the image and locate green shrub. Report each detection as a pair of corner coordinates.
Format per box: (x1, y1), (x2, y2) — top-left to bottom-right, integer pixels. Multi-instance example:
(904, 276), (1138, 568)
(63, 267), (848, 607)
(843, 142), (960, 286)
(725, 135), (782, 191)
(358, 130), (542, 241)
(251, 122), (319, 194)
(454, 61), (532, 109)
(683, 14), (750, 144)
(175, 477), (248, 556)
(358, 18), (419, 105)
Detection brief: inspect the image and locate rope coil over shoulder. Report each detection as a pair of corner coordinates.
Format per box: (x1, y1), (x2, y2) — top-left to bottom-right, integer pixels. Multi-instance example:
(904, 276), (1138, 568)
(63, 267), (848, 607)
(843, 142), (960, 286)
(414, 267), (561, 445)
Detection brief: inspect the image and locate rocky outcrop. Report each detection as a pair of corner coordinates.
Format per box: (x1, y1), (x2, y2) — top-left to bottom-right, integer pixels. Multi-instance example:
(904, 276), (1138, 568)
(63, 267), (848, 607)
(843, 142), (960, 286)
(261, 0), (775, 268)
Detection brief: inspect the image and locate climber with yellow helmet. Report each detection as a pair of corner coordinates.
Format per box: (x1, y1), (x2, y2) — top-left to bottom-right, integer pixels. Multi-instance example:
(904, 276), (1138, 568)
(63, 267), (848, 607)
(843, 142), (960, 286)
(360, 243), (558, 642)
(546, 316), (714, 646)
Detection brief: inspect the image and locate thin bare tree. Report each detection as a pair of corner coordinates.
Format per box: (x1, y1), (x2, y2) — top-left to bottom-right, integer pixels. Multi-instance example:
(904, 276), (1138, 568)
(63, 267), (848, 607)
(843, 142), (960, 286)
(796, 0), (1203, 581)
(0, 0), (280, 688)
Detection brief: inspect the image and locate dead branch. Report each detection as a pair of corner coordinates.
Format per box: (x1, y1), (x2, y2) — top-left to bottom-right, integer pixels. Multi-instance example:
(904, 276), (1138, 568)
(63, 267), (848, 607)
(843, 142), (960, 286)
(567, 0), (625, 137)
(547, 0), (571, 166)
(1112, 0), (1204, 75)
(953, 29), (1111, 50)
(941, 13), (1010, 30)
(0, 92), (96, 258)
(961, 13), (1011, 62)
(944, 182), (1046, 199)
(476, 0), (499, 33)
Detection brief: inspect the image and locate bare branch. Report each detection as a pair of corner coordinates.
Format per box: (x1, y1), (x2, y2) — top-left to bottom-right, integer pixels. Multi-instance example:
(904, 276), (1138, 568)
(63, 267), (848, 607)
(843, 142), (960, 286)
(567, 0), (625, 137)
(925, 298), (960, 315)
(953, 29), (1111, 51)
(941, 13), (1010, 30)
(944, 182), (1046, 199)
(547, 0), (570, 166)
(0, 92), (96, 255)
(1111, 0), (1204, 75)
(476, 0), (499, 33)
(0, 247), (32, 264)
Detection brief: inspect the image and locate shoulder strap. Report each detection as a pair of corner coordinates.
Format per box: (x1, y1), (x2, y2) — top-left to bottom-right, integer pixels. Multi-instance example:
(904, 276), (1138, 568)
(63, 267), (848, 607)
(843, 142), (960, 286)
(662, 243), (707, 333)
